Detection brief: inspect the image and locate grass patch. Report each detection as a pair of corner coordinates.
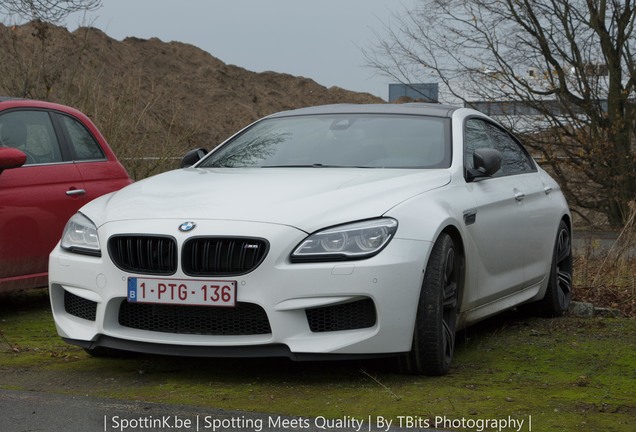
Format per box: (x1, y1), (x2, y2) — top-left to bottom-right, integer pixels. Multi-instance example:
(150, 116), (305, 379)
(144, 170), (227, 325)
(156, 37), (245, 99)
(0, 289), (634, 431)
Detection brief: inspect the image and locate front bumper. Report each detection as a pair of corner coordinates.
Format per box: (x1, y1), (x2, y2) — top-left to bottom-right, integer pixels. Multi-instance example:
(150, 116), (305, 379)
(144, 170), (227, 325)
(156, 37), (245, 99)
(49, 219), (430, 357)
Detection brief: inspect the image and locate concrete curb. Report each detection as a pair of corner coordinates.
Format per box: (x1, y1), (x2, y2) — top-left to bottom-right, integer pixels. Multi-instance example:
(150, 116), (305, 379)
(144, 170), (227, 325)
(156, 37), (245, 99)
(568, 301), (622, 318)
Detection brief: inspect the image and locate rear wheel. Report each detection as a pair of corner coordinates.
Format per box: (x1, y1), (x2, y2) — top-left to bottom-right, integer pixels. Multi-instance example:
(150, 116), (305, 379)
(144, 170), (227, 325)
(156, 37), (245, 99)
(536, 220), (573, 317)
(399, 233), (460, 375)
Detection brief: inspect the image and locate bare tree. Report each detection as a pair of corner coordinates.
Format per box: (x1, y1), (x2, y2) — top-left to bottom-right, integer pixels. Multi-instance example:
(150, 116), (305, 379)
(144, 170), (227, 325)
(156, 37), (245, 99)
(366, 0), (635, 227)
(0, 0), (101, 100)
(0, 0), (100, 23)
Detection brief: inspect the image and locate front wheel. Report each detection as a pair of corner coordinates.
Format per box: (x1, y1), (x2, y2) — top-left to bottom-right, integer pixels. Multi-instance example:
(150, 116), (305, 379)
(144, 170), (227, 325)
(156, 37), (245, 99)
(399, 233), (460, 376)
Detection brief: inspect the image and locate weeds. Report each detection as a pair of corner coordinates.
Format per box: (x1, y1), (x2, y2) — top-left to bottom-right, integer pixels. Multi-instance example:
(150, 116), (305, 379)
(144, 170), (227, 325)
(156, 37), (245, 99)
(359, 368), (402, 401)
(573, 201), (636, 317)
(71, 68), (195, 179)
(0, 23), (198, 180)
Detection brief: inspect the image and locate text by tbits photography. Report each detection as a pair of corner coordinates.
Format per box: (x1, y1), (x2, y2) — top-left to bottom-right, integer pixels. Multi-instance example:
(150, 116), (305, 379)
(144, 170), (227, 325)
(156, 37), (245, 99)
(104, 413), (534, 432)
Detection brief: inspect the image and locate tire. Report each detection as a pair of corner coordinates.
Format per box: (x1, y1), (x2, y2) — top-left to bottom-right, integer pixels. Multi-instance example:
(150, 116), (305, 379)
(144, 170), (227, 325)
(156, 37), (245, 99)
(399, 233), (460, 376)
(535, 220), (573, 317)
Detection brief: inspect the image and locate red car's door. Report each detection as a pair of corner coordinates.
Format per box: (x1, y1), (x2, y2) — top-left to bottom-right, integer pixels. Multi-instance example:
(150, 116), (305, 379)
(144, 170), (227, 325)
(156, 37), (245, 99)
(0, 162), (90, 292)
(53, 111), (132, 200)
(0, 105), (131, 292)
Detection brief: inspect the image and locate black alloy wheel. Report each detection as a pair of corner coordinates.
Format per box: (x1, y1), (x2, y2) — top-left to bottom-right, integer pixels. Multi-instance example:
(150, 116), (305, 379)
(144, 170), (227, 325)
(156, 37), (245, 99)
(399, 233), (461, 376)
(538, 220), (573, 317)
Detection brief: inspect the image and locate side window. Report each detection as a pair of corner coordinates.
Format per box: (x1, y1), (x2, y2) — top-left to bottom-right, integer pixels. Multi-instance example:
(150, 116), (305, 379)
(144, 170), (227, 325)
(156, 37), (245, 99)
(483, 123), (535, 175)
(59, 114), (105, 161)
(0, 110), (63, 165)
(464, 118), (495, 171)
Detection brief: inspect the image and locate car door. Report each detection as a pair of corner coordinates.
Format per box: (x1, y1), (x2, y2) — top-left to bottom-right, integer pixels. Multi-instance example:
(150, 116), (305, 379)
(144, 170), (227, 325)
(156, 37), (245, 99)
(52, 111), (132, 201)
(0, 109), (90, 292)
(462, 118), (535, 305)
(483, 122), (560, 287)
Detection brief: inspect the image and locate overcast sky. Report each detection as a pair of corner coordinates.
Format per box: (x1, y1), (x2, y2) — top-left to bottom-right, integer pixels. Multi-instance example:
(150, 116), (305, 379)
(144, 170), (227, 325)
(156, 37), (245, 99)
(61, 0), (418, 101)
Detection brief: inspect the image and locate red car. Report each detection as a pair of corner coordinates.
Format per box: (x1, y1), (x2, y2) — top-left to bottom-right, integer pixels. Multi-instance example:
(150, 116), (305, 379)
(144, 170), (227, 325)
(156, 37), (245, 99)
(0, 98), (132, 293)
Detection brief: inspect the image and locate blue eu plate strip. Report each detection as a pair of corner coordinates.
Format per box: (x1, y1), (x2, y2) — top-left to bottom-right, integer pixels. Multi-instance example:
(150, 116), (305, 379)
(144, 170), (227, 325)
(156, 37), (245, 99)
(127, 277), (138, 302)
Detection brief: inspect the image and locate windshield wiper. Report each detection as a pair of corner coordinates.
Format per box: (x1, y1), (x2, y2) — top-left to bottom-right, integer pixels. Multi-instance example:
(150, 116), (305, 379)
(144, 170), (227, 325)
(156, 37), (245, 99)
(262, 164), (327, 168)
(262, 164), (374, 168)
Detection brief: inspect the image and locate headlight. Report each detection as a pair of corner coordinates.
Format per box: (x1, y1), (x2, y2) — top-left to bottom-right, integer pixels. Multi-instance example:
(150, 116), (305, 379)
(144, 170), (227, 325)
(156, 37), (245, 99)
(291, 218), (398, 262)
(60, 213), (101, 256)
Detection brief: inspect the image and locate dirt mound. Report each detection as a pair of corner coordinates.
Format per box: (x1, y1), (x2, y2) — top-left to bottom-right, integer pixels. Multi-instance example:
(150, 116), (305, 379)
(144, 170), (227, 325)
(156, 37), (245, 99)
(0, 22), (382, 166)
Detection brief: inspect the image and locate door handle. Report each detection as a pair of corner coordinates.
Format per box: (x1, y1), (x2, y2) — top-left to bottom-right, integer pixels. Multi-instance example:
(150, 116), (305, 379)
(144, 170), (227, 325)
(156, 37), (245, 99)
(66, 188), (86, 196)
(514, 190), (525, 201)
(544, 186), (553, 195)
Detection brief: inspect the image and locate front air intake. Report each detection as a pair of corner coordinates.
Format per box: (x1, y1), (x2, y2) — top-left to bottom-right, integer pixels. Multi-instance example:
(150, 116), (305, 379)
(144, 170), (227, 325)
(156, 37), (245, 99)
(64, 290), (97, 321)
(119, 301), (272, 336)
(306, 298), (377, 332)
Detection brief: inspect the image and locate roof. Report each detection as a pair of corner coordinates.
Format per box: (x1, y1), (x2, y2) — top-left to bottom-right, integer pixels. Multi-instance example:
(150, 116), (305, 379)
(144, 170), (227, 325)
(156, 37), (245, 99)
(268, 103), (459, 119)
(0, 97), (84, 116)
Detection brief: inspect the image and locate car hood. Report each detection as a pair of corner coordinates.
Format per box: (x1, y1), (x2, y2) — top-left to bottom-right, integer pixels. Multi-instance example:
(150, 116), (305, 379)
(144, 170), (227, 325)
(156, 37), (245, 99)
(83, 168), (451, 233)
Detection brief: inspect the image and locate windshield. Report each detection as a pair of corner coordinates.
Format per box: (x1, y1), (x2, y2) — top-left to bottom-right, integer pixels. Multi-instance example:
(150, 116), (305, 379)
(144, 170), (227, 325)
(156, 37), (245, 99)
(200, 114), (451, 169)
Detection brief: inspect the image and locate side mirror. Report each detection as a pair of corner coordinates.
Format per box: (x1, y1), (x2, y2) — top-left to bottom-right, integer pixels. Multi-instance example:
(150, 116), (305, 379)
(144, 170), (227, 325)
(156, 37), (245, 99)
(466, 148), (502, 182)
(0, 147), (27, 174)
(181, 148), (208, 168)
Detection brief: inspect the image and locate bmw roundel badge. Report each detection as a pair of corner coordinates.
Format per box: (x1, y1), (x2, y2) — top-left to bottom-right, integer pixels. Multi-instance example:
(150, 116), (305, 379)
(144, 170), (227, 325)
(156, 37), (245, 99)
(179, 221), (196, 232)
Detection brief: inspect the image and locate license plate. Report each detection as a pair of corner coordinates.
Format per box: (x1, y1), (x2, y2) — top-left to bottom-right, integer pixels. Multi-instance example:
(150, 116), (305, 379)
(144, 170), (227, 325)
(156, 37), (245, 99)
(127, 277), (236, 307)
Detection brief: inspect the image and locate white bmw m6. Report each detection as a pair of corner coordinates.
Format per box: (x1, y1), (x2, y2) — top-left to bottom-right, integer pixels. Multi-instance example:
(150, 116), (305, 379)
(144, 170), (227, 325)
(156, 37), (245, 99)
(49, 104), (572, 375)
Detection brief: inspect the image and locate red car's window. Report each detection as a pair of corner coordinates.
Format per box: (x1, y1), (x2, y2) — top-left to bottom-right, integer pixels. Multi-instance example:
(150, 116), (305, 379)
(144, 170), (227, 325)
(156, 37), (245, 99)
(0, 110), (63, 165)
(59, 114), (106, 161)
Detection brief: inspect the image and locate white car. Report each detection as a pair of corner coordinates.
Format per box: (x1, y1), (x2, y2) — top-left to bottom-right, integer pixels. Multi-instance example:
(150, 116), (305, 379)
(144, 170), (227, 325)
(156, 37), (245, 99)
(49, 104), (572, 375)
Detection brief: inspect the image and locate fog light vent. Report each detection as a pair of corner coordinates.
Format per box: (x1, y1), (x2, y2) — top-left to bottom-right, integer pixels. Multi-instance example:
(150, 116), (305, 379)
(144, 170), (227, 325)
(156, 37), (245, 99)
(64, 290), (97, 321)
(306, 298), (376, 332)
